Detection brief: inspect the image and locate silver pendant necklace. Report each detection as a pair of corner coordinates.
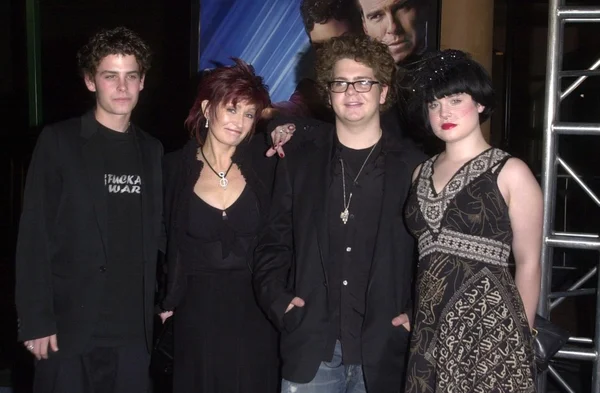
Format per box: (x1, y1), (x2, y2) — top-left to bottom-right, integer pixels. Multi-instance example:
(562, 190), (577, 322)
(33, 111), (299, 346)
(200, 148), (234, 189)
(340, 140), (379, 224)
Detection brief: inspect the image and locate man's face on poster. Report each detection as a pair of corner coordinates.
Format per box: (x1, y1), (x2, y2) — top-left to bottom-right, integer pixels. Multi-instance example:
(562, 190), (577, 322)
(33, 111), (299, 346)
(359, 0), (418, 64)
(309, 19), (352, 44)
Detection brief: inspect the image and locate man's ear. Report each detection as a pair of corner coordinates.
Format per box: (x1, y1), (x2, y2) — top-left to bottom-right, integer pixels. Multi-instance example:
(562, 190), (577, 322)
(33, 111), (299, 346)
(379, 84), (389, 105)
(84, 73), (97, 92)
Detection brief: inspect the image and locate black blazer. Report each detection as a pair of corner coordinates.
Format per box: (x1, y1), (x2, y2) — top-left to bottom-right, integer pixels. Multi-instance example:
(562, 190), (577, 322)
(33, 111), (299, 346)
(15, 111), (165, 356)
(253, 122), (426, 392)
(160, 134), (276, 312)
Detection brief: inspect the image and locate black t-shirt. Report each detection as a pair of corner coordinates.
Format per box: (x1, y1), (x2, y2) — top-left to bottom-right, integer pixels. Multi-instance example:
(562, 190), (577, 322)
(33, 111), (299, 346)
(93, 122), (145, 345)
(326, 137), (385, 365)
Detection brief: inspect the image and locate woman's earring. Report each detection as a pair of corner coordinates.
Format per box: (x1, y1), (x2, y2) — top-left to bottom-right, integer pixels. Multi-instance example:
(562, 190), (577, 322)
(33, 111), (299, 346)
(205, 118), (209, 128)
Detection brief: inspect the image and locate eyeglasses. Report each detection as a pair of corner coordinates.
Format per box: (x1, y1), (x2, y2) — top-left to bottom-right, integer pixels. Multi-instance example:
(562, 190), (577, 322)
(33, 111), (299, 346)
(327, 80), (380, 93)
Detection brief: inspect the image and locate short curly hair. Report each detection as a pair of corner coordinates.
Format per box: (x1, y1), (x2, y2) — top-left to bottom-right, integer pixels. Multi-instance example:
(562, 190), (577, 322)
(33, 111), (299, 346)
(77, 27), (152, 78)
(315, 34), (397, 111)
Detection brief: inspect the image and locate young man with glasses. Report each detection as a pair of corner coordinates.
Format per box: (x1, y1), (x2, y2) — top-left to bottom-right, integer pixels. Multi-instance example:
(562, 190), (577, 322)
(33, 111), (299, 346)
(254, 34), (425, 393)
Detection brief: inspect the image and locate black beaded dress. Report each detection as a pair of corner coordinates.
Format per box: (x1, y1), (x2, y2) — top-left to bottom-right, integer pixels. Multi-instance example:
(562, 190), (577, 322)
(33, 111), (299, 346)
(404, 148), (536, 393)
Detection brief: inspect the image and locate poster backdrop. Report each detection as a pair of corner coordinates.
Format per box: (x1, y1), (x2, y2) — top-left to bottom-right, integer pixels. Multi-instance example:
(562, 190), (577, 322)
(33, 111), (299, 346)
(199, 0), (439, 103)
(200, 0), (306, 102)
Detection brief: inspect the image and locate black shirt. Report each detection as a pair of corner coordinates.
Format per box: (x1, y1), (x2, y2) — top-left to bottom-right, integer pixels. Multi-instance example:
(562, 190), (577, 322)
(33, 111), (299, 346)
(326, 136), (385, 365)
(93, 122), (145, 345)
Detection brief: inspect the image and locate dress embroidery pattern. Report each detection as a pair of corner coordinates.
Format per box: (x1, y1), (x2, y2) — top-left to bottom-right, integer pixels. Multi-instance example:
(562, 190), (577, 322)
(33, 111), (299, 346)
(405, 148), (536, 393)
(426, 269), (532, 392)
(417, 148), (510, 234)
(418, 229), (511, 267)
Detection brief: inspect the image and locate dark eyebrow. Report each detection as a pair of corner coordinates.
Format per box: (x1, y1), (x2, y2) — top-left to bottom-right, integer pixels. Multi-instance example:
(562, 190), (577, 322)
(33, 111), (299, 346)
(232, 102), (257, 111)
(365, 9), (383, 19)
(99, 70), (140, 75)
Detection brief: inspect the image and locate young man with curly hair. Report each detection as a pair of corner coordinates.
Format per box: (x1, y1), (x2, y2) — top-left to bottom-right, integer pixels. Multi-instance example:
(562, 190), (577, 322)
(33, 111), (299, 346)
(254, 34), (425, 393)
(15, 26), (164, 393)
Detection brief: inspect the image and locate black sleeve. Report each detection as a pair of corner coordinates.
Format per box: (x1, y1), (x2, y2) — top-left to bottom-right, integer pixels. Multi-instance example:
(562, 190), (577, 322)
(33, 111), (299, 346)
(267, 115), (328, 135)
(156, 142), (167, 255)
(401, 147), (428, 324)
(158, 151), (187, 312)
(15, 126), (62, 341)
(159, 250), (187, 312)
(252, 157), (296, 330)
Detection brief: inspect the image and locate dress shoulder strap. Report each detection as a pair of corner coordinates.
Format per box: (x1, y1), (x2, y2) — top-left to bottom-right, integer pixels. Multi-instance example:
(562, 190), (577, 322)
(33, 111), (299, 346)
(489, 148), (512, 175)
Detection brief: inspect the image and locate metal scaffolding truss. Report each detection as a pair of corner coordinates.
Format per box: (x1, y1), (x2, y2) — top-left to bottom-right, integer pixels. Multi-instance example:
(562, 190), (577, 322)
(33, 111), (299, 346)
(539, 1), (600, 392)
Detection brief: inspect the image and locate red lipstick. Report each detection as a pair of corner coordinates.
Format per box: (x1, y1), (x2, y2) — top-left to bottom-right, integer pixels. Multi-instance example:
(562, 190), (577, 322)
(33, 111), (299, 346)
(441, 123), (457, 130)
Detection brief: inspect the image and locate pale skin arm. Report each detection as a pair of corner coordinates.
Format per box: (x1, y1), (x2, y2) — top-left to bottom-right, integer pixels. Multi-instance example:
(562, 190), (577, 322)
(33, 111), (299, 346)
(498, 158), (543, 329)
(24, 334), (58, 360)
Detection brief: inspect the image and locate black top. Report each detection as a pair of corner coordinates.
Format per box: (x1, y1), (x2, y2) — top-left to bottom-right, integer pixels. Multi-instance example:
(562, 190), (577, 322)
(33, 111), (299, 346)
(15, 110), (164, 356)
(160, 134), (277, 312)
(93, 121), (145, 344)
(185, 187), (260, 271)
(326, 137), (385, 364)
(173, 173), (279, 393)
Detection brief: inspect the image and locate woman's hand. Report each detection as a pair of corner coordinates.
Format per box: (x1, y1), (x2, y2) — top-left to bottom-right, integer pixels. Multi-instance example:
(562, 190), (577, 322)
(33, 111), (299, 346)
(392, 313), (411, 331)
(267, 124), (296, 158)
(159, 311), (173, 324)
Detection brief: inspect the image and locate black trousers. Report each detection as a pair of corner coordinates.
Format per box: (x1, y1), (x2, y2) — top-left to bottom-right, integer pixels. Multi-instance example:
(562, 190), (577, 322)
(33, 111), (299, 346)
(33, 340), (150, 393)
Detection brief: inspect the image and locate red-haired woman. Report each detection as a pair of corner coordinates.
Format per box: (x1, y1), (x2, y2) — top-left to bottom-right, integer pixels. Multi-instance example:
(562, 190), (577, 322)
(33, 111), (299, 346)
(158, 59), (279, 393)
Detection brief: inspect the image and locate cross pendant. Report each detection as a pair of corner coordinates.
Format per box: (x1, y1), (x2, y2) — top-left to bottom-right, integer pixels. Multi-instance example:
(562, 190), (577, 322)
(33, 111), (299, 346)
(340, 208), (349, 225)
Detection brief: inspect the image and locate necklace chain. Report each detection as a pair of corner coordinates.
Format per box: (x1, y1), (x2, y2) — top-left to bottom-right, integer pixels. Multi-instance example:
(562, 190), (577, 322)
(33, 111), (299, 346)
(200, 148), (234, 189)
(340, 139), (379, 224)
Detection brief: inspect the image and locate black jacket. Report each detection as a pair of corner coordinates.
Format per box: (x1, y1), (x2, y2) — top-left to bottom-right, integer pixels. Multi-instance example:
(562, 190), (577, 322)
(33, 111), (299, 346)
(253, 121), (426, 392)
(160, 134), (277, 311)
(15, 111), (165, 355)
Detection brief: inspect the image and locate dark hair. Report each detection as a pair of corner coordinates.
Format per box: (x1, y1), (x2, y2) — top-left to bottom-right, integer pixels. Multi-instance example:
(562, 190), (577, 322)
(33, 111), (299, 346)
(315, 34), (396, 111)
(411, 49), (495, 125)
(77, 27), (152, 78)
(185, 58), (271, 145)
(355, 0), (423, 17)
(301, 0), (361, 36)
